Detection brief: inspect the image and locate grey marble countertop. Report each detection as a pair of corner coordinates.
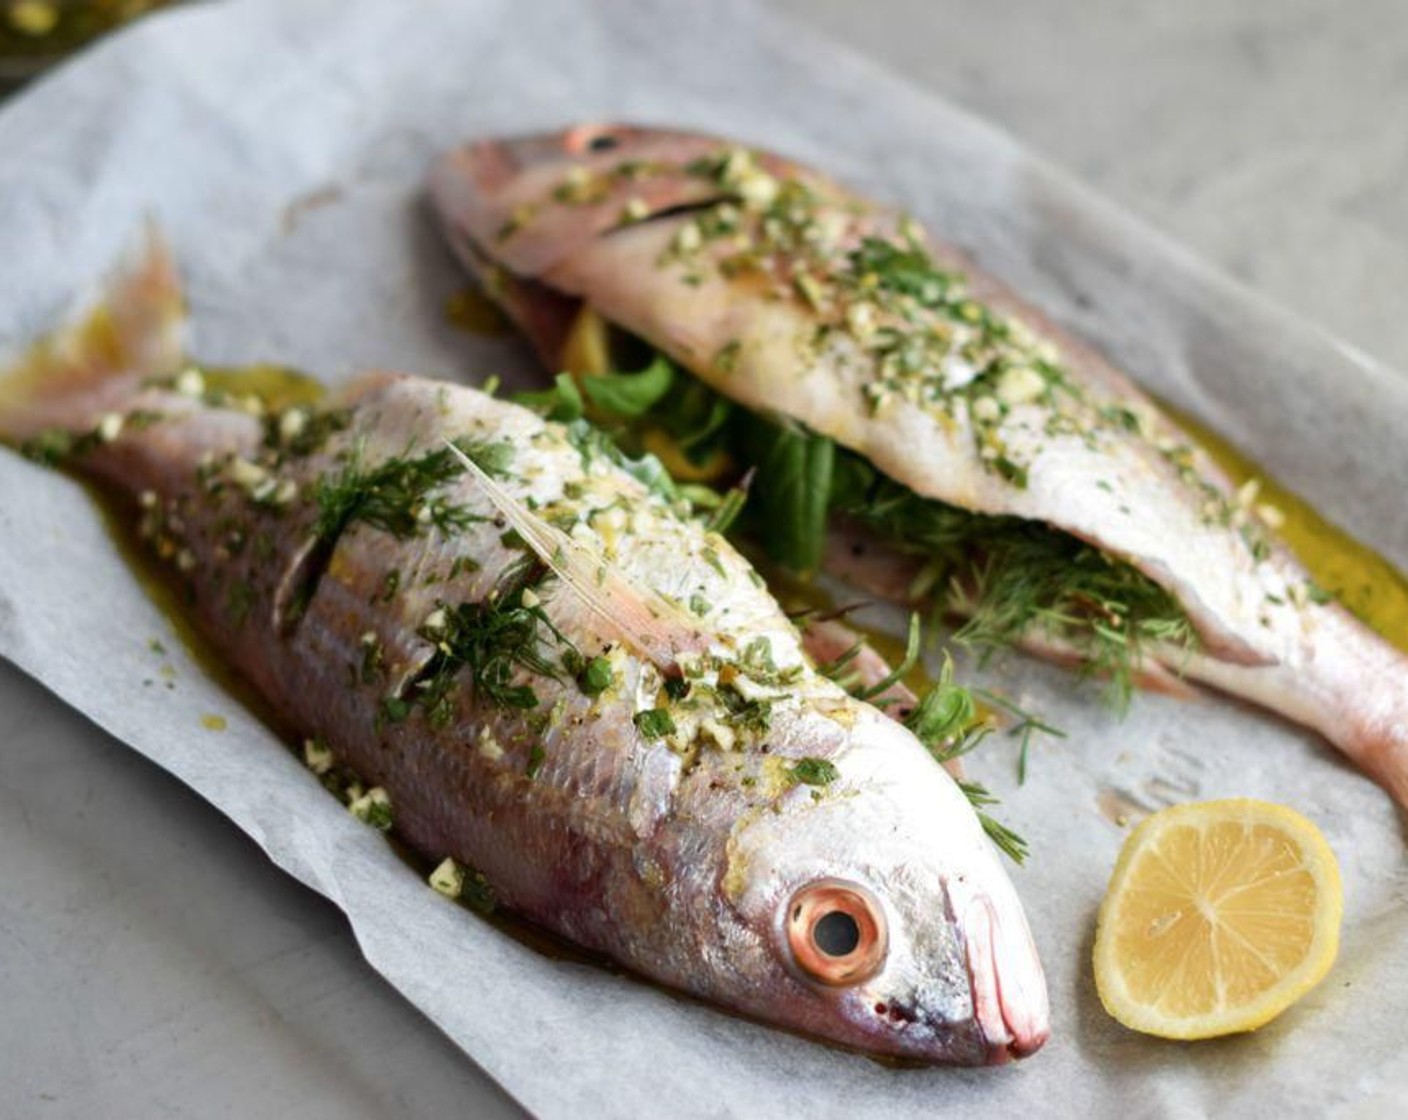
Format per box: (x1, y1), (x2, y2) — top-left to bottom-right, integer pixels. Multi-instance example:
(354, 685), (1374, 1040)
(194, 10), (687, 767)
(774, 0), (1408, 373)
(2, 3), (1402, 1117)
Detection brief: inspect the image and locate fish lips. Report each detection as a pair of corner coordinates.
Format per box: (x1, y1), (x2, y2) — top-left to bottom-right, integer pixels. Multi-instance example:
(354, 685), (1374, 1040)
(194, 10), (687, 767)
(953, 885), (1051, 1063)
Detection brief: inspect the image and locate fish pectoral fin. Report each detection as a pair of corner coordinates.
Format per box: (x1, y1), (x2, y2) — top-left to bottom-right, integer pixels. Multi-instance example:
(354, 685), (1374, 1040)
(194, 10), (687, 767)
(442, 438), (710, 671)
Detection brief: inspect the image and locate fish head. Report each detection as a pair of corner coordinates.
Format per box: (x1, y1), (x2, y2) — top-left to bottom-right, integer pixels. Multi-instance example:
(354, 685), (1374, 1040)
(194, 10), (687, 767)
(721, 709), (1049, 1066)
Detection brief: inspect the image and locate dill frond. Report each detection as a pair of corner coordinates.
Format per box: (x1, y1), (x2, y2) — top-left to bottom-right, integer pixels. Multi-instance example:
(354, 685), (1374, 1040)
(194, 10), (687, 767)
(411, 560), (575, 724)
(832, 454), (1197, 702)
(313, 437), (511, 543)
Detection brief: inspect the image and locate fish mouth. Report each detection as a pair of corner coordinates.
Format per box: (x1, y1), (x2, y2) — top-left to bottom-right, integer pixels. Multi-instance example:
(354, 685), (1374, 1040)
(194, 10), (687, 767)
(959, 891), (1051, 1063)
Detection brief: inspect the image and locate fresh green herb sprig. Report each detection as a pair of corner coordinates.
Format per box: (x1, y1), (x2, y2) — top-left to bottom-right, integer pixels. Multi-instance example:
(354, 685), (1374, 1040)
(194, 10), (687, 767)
(814, 612), (1036, 863)
(830, 452), (1196, 704)
(956, 781), (1029, 865)
(856, 612), (921, 702)
(520, 330), (1192, 700)
(734, 413), (833, 575)
(900, 653), (1032, 864)
(703, 477), (749, 535)
(407, 561), (573, 725)
(973, 688), (1067, 784)
(577, 355), (675, 419)
(313, 437), (511, 543)
(265, 407), (351, 458)
(791, 757), (839, 786)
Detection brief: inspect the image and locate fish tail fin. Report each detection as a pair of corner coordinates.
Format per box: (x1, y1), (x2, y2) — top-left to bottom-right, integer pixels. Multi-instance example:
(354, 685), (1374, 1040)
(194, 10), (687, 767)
(0, 227), (186, 443)
(1190, 606), (1408, 808)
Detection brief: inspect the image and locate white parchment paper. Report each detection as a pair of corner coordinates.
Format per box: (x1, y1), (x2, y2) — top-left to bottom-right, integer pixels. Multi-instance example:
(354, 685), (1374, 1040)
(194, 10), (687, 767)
(1, 1), (1405, 1115)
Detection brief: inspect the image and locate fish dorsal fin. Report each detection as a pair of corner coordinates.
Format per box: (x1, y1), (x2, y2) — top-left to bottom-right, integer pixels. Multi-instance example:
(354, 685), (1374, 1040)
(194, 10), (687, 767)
(444, 439), (711, 672)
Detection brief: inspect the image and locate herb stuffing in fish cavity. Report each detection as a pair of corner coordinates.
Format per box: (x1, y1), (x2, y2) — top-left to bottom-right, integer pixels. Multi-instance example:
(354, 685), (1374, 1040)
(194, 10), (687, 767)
(430, 125), (1408, 799)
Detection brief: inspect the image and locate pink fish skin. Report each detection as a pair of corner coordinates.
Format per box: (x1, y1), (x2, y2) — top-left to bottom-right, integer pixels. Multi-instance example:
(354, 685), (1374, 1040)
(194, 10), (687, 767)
(430, 124), (1408, 809)
(0, 238), (1049, 1066)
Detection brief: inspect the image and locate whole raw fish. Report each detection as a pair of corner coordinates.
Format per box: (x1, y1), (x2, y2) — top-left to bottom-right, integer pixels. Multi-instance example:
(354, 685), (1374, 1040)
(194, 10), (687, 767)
(430, 124), (1408, 806)
(0, 240), (1048, 1065)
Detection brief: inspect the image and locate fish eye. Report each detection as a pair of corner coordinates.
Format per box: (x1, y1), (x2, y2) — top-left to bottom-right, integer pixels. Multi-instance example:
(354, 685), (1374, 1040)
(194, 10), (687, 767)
(563, 126), (623, 156)
(785, 879), (887, 986)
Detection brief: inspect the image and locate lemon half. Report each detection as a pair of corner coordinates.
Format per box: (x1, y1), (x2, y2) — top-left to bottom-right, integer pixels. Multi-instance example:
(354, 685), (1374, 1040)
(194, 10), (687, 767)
(1093, 798), (1342, 1039)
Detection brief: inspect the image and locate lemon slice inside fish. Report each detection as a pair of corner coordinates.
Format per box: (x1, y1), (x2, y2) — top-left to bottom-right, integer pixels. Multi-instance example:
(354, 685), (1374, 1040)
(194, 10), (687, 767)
(1092, 798), (1342, 1039)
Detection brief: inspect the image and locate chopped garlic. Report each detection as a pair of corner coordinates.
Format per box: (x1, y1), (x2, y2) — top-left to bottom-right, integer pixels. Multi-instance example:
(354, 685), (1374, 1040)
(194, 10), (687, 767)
(970, 396), (1001, 423)
(520, 588), (540, 609)
(736, 171), (779, 210)
(477, 726), (504, 761)
(422, 608), (448, 635)
(348, 786), (392, 830)
(429, 857), (465, 898)
(174, 368), (206, 398)
(1236, 478), (1262, 509)
(720, 147), (754, 185)
(813, 211), (848, 247)
(995, 365), (1046, 406)
(278, 407), (309, 444)
(96, 412), (124, 443)
(303, 737), (334, 775)
(674, 221), (702, 254)
(271, 478), (298, 506)
(699, 718), (737, 752)
(1257, 502), (1286, 530)
(227, 457), (268, 491)
(1005, 318), (1035, 348)
(846, 301), (876, 340)
(621, 197), (649, 223)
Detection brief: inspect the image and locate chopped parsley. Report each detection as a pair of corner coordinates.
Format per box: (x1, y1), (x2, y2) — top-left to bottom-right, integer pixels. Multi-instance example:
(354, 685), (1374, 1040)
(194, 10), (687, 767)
(896, 653), (1037, 864)
(790, 757), (839, 786)
(633, 708), (677, 739)
(577, 655), (615, 697)
(460, 867), (497, 915)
